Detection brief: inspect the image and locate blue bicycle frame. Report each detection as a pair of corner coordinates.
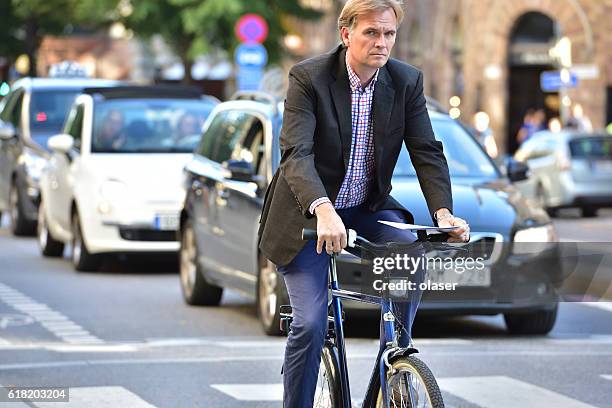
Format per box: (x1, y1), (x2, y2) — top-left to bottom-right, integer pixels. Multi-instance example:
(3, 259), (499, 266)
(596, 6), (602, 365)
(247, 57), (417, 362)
(328, 253), (417, 408)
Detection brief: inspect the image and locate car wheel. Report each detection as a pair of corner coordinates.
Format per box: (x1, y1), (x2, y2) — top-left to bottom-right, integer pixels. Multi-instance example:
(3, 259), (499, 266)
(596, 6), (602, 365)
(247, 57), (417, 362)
(38, 200), (64, 257)
(504, 303), (558, 335)
(581, 207), (597, 218)
(257, 255), (289, 336)
(71, 211), (100, 272)
(9, 181), (36, 236)
(179, 218), (223, 306)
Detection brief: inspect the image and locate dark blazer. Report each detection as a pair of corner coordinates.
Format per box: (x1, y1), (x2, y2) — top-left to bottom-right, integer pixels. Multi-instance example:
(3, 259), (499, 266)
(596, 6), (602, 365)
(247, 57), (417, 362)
(258, 44), (452, 266)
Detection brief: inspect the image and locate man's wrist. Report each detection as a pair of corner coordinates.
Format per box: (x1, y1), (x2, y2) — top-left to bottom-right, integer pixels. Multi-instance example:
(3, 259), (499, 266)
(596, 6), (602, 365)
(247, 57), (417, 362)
(310, 197), (332, 215)
(314, 202), (334, 216)
(434, 208), (452, 222)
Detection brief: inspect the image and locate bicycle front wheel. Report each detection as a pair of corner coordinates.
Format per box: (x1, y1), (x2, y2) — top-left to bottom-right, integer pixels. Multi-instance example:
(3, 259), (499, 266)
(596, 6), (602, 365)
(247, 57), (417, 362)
(313, 343), (343, 408)
(375, 356), (444, 408)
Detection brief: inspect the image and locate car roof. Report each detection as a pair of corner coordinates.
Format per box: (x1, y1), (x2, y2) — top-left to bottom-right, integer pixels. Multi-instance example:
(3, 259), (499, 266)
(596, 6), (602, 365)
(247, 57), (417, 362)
(11, 77), (120, 91)
(83, 85), (202, 100)
(531, 130), (611, 141)
(215, 99), (281, 117)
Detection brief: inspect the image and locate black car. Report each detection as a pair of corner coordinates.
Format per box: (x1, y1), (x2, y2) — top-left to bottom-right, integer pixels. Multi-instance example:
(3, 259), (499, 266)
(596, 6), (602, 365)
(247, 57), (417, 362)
(0, 77), (119, 235)
(179, 92), (560, 336)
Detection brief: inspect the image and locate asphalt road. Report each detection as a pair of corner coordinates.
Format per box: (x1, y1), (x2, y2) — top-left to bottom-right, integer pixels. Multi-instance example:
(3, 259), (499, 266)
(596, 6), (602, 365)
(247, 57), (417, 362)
(0, 211), (611, 408)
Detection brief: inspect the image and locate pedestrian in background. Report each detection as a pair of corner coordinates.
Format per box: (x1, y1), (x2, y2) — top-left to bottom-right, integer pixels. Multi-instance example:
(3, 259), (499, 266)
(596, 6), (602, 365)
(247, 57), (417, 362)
(517, 108), (546, 145)
(566, 103), (593, 132)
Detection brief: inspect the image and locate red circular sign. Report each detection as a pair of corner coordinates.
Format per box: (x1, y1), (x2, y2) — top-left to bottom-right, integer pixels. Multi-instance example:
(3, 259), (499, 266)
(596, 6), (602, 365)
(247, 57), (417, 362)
(235, 14), (269, 44)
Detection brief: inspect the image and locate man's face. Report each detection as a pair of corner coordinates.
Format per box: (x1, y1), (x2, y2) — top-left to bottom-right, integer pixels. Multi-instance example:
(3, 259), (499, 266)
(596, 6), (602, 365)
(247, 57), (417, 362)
(342, 8), (397, 72)
(101, 111), (123, 140)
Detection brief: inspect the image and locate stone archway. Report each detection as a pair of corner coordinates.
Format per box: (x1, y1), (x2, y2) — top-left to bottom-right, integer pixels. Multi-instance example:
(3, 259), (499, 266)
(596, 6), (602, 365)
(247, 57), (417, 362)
(476, 0), (596, 154)
(506, 11), (557, 153)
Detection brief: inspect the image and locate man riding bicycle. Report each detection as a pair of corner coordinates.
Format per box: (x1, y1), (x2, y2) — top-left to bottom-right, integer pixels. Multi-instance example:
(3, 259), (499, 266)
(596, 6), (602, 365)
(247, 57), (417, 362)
(258, 1), (470, 406)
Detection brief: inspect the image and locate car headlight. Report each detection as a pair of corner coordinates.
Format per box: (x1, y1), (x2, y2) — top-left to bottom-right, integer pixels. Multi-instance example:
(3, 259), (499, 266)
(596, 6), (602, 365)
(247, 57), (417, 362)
(98, 180), (127, 214)
(513, 224), (557, 255)
(21, 149), (47, 182)
(100, 180), (127, 201)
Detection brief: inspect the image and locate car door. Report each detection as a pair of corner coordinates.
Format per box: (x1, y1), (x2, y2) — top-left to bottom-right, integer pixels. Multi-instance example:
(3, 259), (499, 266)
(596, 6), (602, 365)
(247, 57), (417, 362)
(46, 103), (84, 234)
(0, 90), (24, 211)
(215, 112), (268, 292)
(188, 109), (249, 285)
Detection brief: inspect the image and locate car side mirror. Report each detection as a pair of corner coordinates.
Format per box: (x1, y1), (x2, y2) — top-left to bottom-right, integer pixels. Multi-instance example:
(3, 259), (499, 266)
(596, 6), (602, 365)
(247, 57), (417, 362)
(0, 121), (16, 140)
(48, 134), (75, 154)
(506, 157), (530, 182)
(222, 159), (256, 182)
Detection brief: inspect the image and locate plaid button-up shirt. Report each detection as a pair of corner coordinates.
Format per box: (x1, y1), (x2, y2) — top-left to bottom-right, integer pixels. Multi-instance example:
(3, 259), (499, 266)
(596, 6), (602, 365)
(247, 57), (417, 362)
(309, 56), (378, 213)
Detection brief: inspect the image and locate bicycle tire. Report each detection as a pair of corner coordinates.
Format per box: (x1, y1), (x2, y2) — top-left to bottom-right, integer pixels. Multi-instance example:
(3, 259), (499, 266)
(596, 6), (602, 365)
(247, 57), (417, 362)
(313, 343), (343, 408)
(375, 355), (444, 408)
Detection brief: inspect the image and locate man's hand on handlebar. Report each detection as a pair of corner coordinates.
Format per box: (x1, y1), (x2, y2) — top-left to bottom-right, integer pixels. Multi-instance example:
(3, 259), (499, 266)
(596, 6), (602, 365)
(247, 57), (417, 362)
(313, 202), (347, 255)
(435, 208), (470, 243)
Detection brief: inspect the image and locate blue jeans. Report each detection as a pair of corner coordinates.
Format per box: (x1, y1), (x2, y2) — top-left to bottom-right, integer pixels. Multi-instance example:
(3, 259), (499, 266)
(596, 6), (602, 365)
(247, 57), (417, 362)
(277, 204), (422, 408)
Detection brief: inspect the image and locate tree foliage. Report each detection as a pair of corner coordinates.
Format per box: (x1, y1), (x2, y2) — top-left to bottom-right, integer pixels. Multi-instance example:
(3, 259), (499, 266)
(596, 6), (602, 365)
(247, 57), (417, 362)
(3, 0), (120, 76)
(1, 0), (323, 81)
(123, 0), (323, 82)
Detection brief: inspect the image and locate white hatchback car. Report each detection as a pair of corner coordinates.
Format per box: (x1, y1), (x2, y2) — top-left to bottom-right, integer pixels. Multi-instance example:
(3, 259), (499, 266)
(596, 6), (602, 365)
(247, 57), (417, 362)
(38, 86), (217, 271)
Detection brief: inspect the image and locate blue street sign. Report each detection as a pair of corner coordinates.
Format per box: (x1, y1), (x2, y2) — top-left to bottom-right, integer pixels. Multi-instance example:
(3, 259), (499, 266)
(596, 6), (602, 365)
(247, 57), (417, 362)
(236, 66), (264, 91)
(540, 70), (579, 92)
(234, 43), (268, 68)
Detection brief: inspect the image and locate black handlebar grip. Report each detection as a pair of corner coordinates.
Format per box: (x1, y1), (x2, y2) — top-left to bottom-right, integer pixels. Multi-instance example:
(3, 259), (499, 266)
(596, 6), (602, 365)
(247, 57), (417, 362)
(302, 229), (317, 241)
(427, 232), (451, 242)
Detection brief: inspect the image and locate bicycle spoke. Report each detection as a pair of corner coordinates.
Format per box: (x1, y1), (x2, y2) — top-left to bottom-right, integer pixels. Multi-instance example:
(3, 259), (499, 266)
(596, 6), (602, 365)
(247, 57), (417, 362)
(387, 366), (436, 408)
(313, 360), (333, 408)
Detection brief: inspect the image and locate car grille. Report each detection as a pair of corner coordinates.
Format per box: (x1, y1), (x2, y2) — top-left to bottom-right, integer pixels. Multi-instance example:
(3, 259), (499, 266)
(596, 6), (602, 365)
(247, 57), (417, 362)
(119, 228), (177, 242)
(467, 234), (504, 266)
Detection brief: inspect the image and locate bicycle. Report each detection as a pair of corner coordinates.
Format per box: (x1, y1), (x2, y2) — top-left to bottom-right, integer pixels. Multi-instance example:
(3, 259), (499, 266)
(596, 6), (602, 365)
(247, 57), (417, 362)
(280, 228), (464, 408)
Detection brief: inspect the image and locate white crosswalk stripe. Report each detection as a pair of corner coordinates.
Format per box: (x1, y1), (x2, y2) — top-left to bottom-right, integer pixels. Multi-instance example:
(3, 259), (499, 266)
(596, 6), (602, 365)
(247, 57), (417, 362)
(602, 374), (612, 381)
(437, 376), (596, 408)
(581, 302), (612, 313)
(211, 376), (600, 407)
(34, 386), (157, 408)
(0, 283), (104, 345)
(211, 384), (283, 401)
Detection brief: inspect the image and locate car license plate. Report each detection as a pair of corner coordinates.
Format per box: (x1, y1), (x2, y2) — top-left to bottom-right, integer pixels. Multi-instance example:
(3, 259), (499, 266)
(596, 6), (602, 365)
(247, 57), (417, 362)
(154, 213), (179, 231)
(426, 267), (491, 287)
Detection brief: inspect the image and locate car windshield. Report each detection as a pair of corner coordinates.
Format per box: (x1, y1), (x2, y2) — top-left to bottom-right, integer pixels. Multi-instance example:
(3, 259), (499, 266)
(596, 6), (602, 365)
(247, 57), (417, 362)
(91, 98), (215, 153)
(569, 137), (612, 159)
(29, 90), (80, 143)
(393, 118), (499, 178)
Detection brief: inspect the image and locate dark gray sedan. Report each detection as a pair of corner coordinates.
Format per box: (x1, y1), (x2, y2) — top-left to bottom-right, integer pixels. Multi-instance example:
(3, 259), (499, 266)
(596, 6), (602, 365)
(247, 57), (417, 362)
(179, 93), (560, 336)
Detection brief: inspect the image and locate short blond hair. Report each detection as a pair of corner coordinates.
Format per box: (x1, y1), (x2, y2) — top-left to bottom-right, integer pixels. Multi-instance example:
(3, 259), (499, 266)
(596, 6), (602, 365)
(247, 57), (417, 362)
(338, 0), (404, 35)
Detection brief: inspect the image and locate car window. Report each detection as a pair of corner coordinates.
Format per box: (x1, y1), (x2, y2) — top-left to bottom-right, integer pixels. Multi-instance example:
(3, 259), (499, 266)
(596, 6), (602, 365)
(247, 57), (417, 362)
(569, 137), (612, 159)
(201, 110), (253, 163)
(8, 92), (24, 128)
(393, 118), (498, 178)
(197, 111), (228, 159)
(91, 98), (215, 154)
(29, 90), (79, 140)
(0, 89), (21, 125)
(64, 104), (84, 151)
(230, 115), (265, 174)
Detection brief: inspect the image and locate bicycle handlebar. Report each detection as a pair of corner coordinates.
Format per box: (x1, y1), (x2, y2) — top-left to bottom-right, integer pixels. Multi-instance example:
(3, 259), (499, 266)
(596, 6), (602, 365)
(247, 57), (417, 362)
(301, 228), (462, 257)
